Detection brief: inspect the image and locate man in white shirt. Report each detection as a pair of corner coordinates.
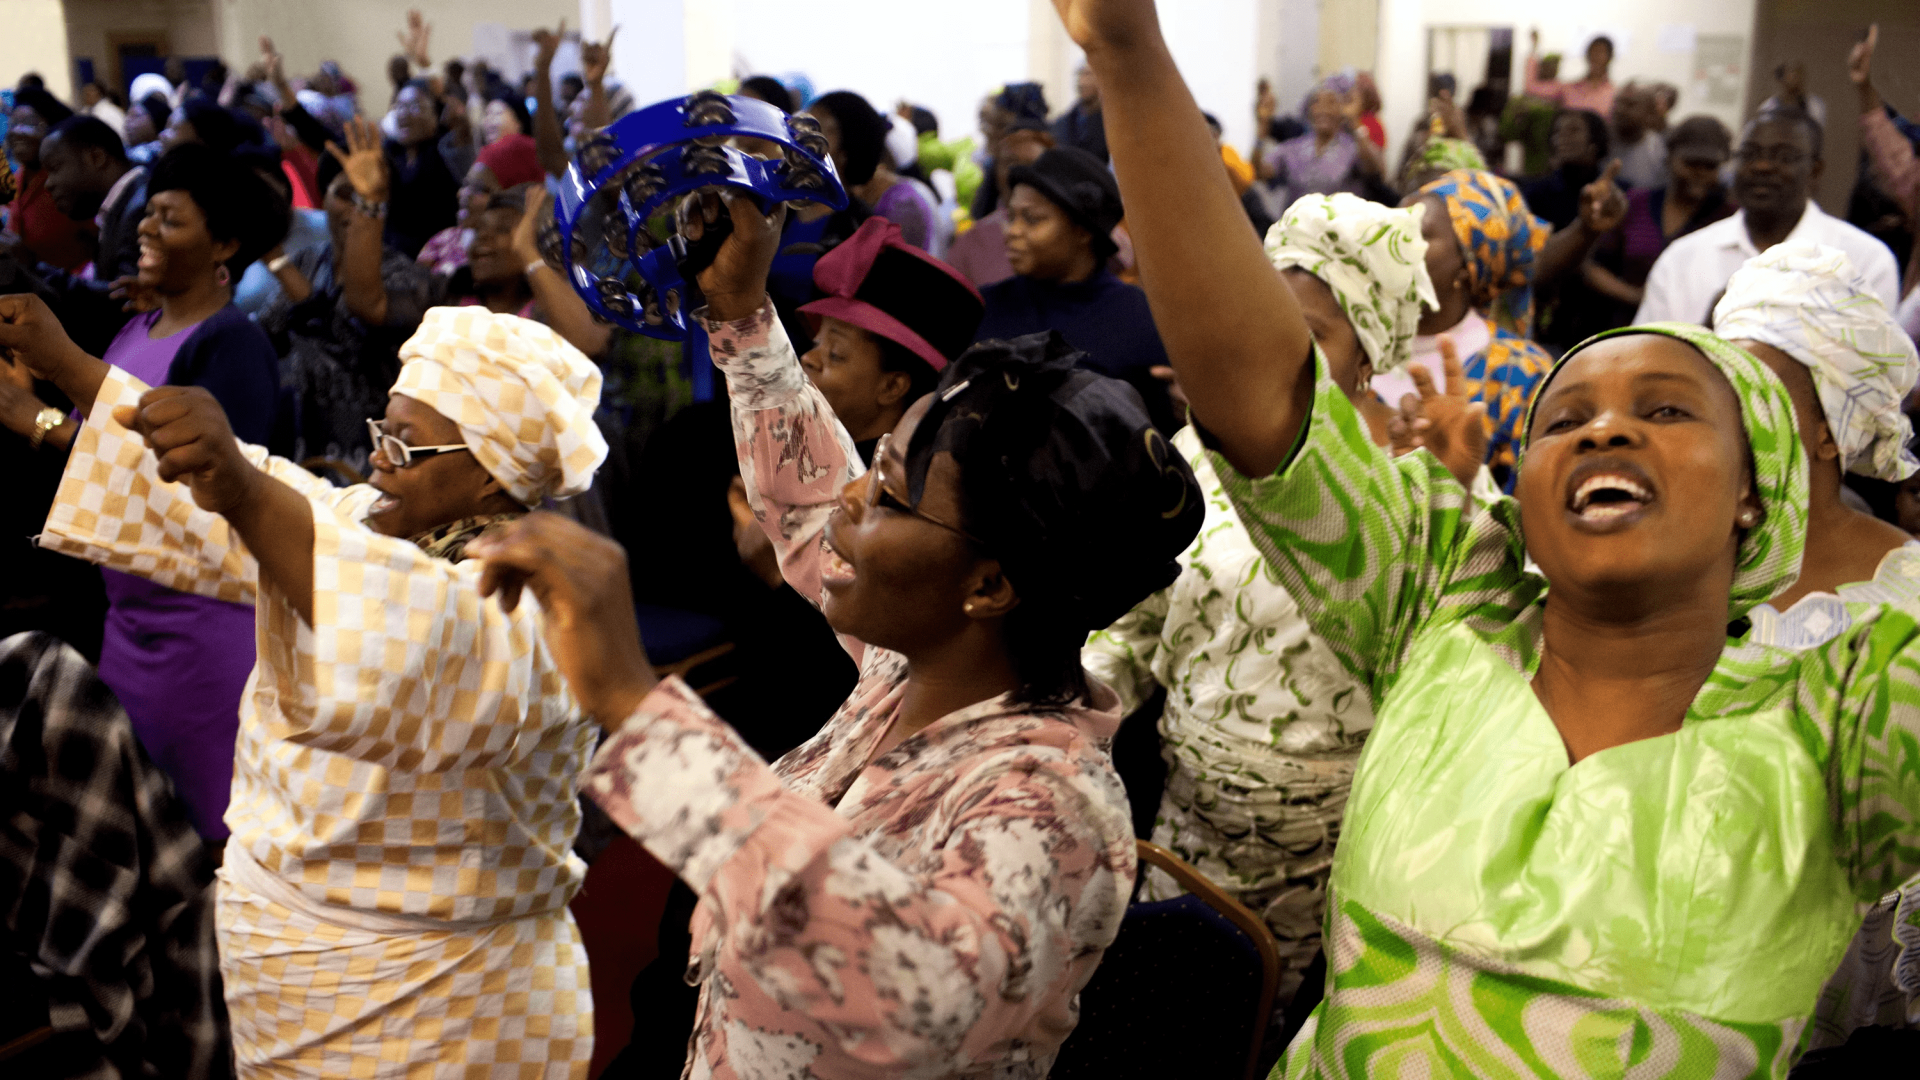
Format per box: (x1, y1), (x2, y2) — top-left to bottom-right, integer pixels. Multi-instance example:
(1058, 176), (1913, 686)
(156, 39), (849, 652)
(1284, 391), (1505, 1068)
(1636, 108), (1899, 325)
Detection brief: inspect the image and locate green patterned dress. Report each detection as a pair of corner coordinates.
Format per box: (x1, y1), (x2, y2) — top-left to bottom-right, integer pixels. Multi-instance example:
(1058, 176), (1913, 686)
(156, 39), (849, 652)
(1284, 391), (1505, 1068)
(1222, 349), (1920, 1078)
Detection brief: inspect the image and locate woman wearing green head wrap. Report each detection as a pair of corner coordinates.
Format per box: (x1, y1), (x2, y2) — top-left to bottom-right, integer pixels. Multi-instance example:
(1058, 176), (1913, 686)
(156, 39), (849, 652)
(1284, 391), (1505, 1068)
(1061, 0), (1920, 1074)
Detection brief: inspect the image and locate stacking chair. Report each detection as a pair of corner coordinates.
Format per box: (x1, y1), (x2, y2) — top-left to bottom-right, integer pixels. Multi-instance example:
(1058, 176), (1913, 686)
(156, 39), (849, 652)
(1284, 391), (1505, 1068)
(1050, 840), (1284, 1080)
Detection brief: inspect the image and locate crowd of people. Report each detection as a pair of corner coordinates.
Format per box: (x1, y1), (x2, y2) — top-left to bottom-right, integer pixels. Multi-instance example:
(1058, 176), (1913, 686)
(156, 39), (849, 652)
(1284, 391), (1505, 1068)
(1, 4), (1919, 1079)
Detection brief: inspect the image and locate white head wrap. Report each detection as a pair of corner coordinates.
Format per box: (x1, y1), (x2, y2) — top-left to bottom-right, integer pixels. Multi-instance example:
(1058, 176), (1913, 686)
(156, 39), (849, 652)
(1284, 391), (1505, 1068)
(1265, 193), (1436, 373)
(389, 308), (608, 506)
(1713, 244), (1920, 480)
(885, 114), (920, 172)
(128, 73), (173, 110)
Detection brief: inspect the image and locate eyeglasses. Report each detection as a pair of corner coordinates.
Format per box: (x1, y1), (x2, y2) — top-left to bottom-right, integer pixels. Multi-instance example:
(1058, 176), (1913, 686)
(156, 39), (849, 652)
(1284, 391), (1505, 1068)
(366, 419), (469, 469)
(1736, 144), (1808, 167)
(864, 432), (981, 543)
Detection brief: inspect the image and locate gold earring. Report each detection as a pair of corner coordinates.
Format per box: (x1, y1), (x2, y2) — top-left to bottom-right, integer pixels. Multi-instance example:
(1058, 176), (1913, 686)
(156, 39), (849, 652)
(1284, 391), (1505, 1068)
(963, 602), (976, 615)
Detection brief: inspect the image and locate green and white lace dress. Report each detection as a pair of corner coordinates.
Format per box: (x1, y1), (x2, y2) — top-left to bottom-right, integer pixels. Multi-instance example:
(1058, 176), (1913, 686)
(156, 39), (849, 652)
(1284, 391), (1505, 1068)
(1085, 426), (1373, 1003)
(1218, 340), (1920, 1079)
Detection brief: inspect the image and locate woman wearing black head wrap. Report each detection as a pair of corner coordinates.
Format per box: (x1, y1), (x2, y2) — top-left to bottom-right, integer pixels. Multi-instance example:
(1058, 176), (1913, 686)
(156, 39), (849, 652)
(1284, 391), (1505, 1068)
(466, 189), (1205, 1077)
(976, 146), (1180, 433)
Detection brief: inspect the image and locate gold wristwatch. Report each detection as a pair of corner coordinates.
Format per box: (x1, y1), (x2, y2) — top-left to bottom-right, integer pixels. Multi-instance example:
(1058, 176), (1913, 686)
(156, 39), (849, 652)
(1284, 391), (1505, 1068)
(28, 405), (65, 450)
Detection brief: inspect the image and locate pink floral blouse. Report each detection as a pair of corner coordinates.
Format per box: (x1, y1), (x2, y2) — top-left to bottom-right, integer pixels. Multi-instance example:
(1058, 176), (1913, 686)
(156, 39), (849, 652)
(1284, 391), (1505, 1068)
(582, 302), (1138, 1079)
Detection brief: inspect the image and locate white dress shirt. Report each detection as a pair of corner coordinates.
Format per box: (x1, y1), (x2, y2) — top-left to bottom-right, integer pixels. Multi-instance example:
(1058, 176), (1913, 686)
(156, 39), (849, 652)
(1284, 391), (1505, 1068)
(1635, 200), (1900, 325)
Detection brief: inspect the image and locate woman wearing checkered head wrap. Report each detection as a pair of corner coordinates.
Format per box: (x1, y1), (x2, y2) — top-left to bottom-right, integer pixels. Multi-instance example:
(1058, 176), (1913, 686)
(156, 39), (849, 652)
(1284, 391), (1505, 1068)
(4, 293), (606, 1076)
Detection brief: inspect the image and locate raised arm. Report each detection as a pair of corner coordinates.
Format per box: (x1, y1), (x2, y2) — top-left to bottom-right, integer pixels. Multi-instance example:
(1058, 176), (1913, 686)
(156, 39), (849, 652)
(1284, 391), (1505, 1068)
(577, 29), (618, 132)
(1535, 160), (1626, 290)
(690, 192), (864, 630)
(327, 117), (397, 326)
(511, 187), (610, 356)
(530, 22), (571, 179)
(1056, 0), (1313, 477)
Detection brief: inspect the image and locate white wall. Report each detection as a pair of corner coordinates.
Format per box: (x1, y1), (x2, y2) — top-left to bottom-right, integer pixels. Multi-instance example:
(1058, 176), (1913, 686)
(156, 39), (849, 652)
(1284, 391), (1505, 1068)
(1160, 0), (1260, 154)
(0, 0), (72, 101)
(1373, 0), (1761, 169)
(730, 0), (1031, 150)
(213, 0), (575, 110)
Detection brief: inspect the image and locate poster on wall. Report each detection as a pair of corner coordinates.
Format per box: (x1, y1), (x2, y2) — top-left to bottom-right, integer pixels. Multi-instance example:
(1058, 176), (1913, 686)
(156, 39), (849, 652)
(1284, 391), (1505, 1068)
(1692, 34), (1745, 107)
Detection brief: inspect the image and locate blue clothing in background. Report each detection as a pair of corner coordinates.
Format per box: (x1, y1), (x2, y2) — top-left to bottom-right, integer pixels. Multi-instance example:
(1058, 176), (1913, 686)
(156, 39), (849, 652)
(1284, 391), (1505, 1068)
(234, 208), (330, 316)
(974, 271), (1178, 433)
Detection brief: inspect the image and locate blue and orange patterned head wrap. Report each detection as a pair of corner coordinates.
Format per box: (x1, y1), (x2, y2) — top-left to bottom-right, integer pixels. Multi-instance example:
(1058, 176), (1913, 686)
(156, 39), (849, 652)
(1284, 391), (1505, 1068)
(1416, 169), (1550, 338)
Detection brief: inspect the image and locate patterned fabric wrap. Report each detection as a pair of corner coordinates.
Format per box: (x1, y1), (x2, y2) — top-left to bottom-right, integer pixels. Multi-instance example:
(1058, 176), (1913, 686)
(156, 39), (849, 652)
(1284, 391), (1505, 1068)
(1416, 168), (1548, 336)
(409, 512), (523, 563)
(1411, 136), (1488, 177)
(1264, 193), (1436, 373)
(1406, 168), (1556, 490)
(1277, 900), (1804, 1079)
(390, 306), (608, 506)
(1713, 243), (1920, 481)
(1525, 322), (1810, 621)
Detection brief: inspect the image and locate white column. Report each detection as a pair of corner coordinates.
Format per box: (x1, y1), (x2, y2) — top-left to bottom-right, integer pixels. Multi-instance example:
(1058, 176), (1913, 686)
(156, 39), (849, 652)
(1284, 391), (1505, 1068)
(588, 0), (684, 107)
(1262, 0), (1322, 141)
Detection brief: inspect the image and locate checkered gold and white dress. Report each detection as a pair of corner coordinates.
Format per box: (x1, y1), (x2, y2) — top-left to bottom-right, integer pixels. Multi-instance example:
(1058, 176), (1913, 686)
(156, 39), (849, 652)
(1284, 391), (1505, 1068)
(41, 368), (597, 1078)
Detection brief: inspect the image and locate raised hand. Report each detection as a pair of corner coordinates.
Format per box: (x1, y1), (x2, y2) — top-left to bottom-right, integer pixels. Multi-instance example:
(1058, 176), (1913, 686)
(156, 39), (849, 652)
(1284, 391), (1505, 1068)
(397, 9), (432, 70)
(259, 36), (293, 99)
(685, 189), (788, 321)
(1049, 0), (1162, 54)
(1848, 24), (1877, 86)
(511, 186), (552, 267)
(0, 293), (88, 383)
(111, 386), (259, 513)
(1389, 337), (1488, 489)
(581, 27), (618, 84)
(1578, 159), (1627, 235)
(532, 19), (566, 71)
(468, 512), (658, 724)
(326, 116), (390, 201)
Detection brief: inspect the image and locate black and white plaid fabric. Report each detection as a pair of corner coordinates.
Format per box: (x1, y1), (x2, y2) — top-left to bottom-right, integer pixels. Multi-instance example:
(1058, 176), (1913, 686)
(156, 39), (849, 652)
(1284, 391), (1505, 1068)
(0, 632), (230, 1079)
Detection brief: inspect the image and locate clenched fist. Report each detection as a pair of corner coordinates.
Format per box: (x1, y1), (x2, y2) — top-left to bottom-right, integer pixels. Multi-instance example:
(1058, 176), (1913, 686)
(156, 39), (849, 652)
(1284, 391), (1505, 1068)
(113, 386), (261, 515)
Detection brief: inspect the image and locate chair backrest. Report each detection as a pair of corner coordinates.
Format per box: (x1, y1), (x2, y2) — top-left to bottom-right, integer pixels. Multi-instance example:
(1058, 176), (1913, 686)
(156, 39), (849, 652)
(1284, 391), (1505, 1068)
(1049, 840), (1283, 1080)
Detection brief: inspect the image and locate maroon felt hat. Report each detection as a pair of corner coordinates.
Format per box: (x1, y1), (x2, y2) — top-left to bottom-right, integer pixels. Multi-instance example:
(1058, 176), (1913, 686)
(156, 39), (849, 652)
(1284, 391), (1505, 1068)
(799, 217), (984, 372)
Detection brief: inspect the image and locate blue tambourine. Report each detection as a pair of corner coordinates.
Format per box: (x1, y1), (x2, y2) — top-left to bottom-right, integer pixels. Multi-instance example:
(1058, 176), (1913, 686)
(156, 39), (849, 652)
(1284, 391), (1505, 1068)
(542, 90), (848, 339)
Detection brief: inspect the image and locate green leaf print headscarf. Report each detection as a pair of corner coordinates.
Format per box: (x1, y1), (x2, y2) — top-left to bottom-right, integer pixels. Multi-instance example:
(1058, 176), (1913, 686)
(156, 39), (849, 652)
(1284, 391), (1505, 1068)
(1521, 322), (1809, 621)
(1264, 192), (1437, 375)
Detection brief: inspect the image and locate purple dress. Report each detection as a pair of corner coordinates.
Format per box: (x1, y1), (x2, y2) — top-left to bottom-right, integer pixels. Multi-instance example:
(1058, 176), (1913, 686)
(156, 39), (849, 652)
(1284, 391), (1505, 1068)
(96, 311), (258, 840)
(1263, 130), (1366, 209)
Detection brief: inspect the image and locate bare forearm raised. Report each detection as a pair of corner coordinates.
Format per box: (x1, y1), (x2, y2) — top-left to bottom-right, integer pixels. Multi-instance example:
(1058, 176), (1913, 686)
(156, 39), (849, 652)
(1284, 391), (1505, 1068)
(529, 266), (611, 356)
(1074, 5), (1313, 476)
(339, 213), (390, 325)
